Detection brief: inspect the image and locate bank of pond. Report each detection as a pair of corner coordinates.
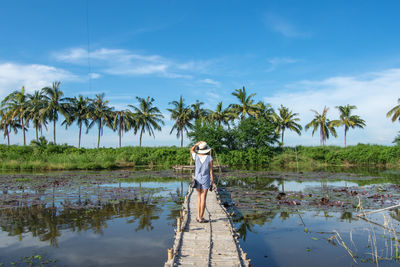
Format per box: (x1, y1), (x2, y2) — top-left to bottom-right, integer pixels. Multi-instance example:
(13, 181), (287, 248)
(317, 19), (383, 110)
(1, 168), (400, 266)
(0, 144), (400, 171)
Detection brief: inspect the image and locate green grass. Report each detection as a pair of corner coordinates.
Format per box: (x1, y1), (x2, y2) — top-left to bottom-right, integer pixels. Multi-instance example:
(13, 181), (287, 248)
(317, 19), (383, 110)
(0, 143), (399, 170)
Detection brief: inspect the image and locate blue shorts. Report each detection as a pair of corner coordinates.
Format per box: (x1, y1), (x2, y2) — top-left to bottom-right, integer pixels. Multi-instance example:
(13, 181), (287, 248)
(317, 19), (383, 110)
(195, 179), (210, 190)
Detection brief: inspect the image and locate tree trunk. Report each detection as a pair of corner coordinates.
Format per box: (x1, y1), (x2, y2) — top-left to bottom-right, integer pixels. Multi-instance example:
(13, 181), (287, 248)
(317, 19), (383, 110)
(118, 121), (122, 148)
(97, 120), (101, 148)
(35, 125), (39, 142)
(53, 118), (56, 145)
(180, 129), (183, 147)
(344, 128), (347, 147)
(281, 128), (285, 146)
(22, 117), (26, 146)
(78, 124), (82, 148)
(139, 127), (143, 147)
(6, 126), (10, 146)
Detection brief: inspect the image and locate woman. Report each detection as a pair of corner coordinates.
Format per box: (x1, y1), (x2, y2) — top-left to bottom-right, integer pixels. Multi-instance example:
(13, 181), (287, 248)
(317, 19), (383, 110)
(190, 141), (214, 223)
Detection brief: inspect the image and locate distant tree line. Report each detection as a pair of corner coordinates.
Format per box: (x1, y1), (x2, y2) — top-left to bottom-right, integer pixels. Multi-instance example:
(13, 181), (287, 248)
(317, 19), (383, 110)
(1, 81), (400, 148)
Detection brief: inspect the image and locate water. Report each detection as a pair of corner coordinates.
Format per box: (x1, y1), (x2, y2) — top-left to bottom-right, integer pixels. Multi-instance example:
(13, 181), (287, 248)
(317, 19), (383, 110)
(220, 169), (400, 266)
(1, 168), (400, 266)
(0, 171), (187, 266)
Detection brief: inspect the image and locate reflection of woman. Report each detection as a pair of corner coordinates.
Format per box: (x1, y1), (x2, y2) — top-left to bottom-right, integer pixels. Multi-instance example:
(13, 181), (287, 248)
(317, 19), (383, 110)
(190, 141), (214, 223)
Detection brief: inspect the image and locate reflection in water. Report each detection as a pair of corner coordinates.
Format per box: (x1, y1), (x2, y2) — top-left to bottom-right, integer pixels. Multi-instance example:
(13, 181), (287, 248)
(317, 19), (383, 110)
(219, 171), (400, 267)
(0, 198), (161, 247)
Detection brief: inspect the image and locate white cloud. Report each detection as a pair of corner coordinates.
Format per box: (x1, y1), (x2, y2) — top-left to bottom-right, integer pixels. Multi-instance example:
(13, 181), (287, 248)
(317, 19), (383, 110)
(265, 68), (400, 146)
(200, 78), (220, 87)
(266, 57), (298, 72)
(0, 62), (78, 98)
(53, 47), (207, 79)
(264, 14), (310, 38)
(89, 72), (101, 79)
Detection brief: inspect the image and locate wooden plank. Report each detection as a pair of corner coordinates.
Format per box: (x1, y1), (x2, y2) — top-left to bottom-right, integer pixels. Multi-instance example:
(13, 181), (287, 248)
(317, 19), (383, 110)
(164, 185), (250, 267)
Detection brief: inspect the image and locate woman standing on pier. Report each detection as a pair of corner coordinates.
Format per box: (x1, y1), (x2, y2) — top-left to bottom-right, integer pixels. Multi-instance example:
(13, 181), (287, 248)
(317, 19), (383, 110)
(190, 141), (214, 223)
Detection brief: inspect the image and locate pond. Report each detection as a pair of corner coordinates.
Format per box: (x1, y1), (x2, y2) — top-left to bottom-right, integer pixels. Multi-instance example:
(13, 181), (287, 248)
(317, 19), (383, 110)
(1, 168), (400, 266)
(0, 170), (188, 266)
(217, 169), (400, 266)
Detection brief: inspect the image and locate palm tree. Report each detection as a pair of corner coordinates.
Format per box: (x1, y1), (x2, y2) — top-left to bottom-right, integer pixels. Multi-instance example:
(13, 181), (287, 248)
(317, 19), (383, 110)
(191, 100), (210, 122)
(305, 106), (337, 146)
(331, 104), (366, 147)
(87, 93), (114, 148)
(62, 95), (91, 148)
(42, 81), (67, 144)
(209, 102), (231, 126)
(387, 98), (400, 122)
(0, 108), (10, 145)
(255, 101), (274, 120)
(0, 108), (22, 145)
(168, 96), (193, 147)
(229, 86), (259, 120)
(1, 87), (29, 145)
(272, 105), (302, 146)
(27, 90), (47, 141)
(129, 96), (164, 147)
(112, 109), (136, 148)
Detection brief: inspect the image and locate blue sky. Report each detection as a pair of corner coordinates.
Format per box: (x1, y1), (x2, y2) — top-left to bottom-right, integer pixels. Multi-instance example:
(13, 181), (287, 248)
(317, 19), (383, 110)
(1, 0), (400, 147)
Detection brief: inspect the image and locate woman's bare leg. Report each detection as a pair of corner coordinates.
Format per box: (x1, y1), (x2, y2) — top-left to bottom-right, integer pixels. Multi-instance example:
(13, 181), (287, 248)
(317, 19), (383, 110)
(199, 189), (208, 220)
(196, 188), (201, 220)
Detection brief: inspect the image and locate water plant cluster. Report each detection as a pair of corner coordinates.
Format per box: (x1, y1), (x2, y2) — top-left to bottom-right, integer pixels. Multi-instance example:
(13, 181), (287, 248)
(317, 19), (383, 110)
(1, 82), (400, 150)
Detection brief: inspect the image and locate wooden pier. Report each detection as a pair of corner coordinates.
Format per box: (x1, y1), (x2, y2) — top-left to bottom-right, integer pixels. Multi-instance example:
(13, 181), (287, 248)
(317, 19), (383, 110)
(164, 186), (250, 267)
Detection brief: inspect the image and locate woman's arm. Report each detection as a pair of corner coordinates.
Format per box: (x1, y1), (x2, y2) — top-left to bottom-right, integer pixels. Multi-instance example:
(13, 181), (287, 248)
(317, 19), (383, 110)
(209, 159), (214, 184)
(190, 141), (203, 154)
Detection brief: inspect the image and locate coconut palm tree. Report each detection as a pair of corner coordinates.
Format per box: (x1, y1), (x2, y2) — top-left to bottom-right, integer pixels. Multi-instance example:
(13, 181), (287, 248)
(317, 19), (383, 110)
(272, 105), (302, 146)
(1, 87), (29, 145)
(0, 108), (22, 146)
(229, 86), (259, 120)
(387, 98), (400, 122)
(128, 96), (164, 147)
(168, 96), (193, 147)
(27, 90), (47, 141)
(209, 101), (231, 126)
(112, 109), (136, 148)
(0, 108), (10, 145)
(255, 101), (274, 120)
(62, 95), (91, 148)
(191, 100), (210, 122)
(305, 106), (337, 146)
(331, 104), (366, 147)
(42, 81), (67, 144)
(87, 93), (114, 148)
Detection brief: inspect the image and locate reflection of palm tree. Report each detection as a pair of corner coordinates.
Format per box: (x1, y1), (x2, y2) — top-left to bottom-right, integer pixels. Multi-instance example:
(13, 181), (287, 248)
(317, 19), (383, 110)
(236, 218), (255, 241)
(390, 208), (400, 222)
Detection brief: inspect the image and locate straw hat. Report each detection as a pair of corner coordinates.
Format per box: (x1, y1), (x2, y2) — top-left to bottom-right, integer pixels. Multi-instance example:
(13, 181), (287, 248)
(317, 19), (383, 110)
(197, 142), (211, 154)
